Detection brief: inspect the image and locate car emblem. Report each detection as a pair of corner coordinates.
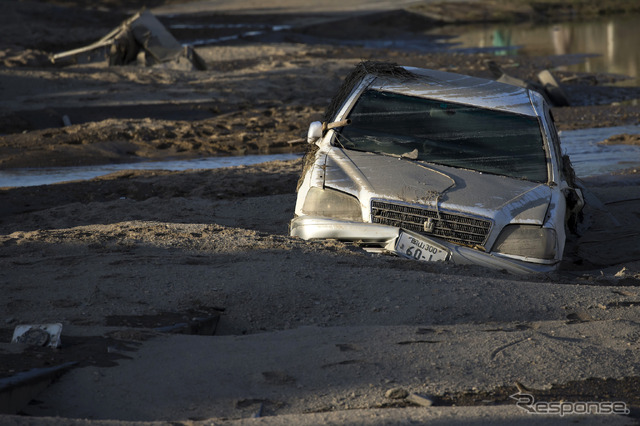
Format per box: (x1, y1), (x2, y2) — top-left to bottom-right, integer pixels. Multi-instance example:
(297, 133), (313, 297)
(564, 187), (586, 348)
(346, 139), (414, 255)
(423, 218), (435, 233)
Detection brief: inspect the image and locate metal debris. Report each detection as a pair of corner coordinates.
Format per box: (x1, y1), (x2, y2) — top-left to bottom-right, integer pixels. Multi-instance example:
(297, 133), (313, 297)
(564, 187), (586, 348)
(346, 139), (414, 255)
(52, 11), (206, 71)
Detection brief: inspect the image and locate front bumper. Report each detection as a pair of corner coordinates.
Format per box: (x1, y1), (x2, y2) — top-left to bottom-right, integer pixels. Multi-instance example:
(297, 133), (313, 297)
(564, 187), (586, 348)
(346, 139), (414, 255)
(290, 215), (560, 274)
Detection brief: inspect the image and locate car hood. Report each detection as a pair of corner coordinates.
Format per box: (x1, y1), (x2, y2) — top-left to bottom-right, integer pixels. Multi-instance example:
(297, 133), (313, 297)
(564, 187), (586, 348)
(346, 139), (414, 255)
(322, 148), (552, 224)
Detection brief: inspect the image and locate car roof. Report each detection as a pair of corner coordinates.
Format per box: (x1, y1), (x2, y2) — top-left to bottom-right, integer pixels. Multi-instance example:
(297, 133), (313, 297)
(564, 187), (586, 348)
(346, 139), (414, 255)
(368, 66), (538, 117)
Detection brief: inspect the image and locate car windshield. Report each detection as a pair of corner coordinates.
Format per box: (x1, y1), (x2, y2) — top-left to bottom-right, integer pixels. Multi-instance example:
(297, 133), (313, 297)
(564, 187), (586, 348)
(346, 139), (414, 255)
(336, 89), (548, 182)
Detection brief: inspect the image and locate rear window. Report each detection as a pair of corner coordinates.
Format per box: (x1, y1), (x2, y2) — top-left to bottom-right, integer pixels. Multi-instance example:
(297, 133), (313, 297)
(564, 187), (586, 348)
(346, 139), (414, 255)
(336, 90), (548, 182)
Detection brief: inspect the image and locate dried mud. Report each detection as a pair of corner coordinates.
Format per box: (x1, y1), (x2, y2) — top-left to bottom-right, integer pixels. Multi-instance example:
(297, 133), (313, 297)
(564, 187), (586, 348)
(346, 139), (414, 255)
(1, 0), (640, 424)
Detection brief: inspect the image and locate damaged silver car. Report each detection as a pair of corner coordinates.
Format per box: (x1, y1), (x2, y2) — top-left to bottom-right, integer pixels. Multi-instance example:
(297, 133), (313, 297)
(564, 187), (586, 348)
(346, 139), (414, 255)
(290, 62), (584, 274)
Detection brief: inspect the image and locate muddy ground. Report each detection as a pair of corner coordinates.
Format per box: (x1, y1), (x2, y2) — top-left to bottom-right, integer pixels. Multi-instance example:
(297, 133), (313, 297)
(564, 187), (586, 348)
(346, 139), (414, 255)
(1, 0), (640, 424)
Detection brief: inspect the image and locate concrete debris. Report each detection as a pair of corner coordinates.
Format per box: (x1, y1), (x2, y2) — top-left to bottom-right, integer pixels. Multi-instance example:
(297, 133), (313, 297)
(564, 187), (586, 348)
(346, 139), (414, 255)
(537, 69), (570, 107)
(52, 11), (206, 71)
(486, 60), (570, 106)
(406, 392), (435, 407)
(11, 323), (62, 348)
(385, 387), (409, 399)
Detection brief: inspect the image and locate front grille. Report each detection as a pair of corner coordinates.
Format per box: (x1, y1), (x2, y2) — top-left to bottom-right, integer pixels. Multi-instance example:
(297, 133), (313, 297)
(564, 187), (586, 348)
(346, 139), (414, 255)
(371, 200), (492, 247)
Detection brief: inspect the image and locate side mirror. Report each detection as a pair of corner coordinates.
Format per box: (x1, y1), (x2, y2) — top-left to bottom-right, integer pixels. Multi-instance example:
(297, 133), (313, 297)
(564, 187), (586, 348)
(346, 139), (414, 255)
(307, 121), (323, 144)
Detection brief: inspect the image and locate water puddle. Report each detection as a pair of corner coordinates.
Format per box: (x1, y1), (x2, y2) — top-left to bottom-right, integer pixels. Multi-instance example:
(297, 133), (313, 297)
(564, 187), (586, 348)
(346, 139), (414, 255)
(559, 125), (640, 177)
(172, 23), (292, 46)
(166, 11), (640, 86)
(1, 127), (638, 188)
(439, 15), (640, 86)
(0, 153), (302, 188)
(106, 307), (223, 336)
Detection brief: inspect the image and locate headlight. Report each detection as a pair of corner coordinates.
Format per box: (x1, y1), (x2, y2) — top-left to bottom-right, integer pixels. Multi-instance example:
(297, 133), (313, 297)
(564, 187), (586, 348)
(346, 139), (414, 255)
(493, 225), (557, 260)
(301, 187), (362, 222)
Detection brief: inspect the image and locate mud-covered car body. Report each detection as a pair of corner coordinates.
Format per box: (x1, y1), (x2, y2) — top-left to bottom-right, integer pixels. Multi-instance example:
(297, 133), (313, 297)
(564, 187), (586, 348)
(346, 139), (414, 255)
(290, 63), (583, 274)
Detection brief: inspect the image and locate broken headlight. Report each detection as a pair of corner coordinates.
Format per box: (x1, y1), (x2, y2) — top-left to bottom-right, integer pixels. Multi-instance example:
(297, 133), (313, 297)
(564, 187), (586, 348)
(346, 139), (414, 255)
(493, 225), (557, 260)
(301, 187), (362, 222)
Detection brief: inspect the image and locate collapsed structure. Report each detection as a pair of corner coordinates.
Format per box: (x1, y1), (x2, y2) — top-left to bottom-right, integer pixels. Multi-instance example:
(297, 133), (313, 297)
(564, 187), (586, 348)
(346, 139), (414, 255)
(52, 11), (206, 71)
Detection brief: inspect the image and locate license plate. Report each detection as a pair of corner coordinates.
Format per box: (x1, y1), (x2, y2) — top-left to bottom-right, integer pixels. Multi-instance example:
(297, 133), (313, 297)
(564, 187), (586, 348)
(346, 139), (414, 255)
(395, 231), (450, 262)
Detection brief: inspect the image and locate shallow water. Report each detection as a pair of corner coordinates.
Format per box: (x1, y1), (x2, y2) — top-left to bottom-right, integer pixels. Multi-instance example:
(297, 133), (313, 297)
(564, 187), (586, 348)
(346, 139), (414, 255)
(0, 153), (302, 188)
(1, 127), (638, 188)
(171, 23), (292, 46)
(179, 13), (640, 86)
(441, 15), (640, 86)
(559, 125), (640, 177)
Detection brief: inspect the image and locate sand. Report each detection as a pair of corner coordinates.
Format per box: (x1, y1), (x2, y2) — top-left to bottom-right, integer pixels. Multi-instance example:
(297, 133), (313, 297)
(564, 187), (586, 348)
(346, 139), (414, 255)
(1, 0), (640, 424)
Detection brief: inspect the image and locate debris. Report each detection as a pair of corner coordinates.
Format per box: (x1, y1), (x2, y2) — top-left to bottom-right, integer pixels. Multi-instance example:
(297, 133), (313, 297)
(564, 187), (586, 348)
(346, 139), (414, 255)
(599, 134), (640, 147)
(323, 60), (415, 126)
(52, 11), (206, 71)
(254, 402), (264, 418)
(485, 60), (570, 106)
(107, 309), (223, 335)
(11, 323), (62, 348)
(154, 314), (220, 335)
(62, 115), (72, 127)
(537, 70), (570, 107)
(406, 392), (435, 407)
(515, 381), (532, 392)
(0, 362), (77, 414)
(385, 387), (409, 399)
(486, 59), (539, 91)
